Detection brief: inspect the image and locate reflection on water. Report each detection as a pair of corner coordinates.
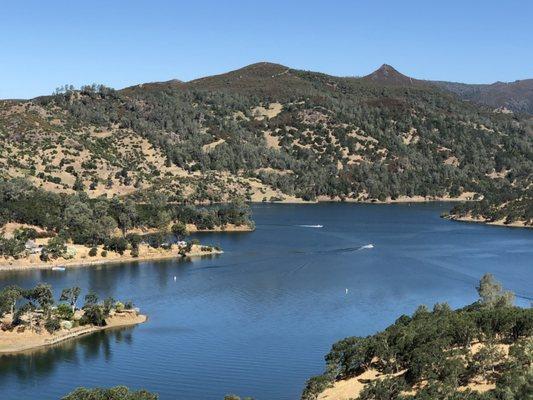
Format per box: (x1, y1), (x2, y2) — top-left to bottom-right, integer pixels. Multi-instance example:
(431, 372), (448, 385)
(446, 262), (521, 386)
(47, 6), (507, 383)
(0, 203), (532, 400)
(0, 327), (135, 383)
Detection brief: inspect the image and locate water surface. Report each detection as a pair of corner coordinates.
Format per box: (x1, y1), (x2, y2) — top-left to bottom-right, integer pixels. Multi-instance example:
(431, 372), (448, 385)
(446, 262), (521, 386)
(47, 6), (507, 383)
(0, 203), (532, 400)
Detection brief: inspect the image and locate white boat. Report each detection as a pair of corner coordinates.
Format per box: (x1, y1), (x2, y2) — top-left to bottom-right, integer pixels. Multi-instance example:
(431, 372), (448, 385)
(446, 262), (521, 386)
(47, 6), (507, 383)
(299, 224), (324, 228)
(51, 266), (66, 271)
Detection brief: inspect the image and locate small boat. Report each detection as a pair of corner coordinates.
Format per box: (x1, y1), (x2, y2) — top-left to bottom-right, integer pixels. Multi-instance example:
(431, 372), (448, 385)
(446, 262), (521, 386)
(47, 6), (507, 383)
(51, 266), (66, 271)
(299, 224), (324, 228)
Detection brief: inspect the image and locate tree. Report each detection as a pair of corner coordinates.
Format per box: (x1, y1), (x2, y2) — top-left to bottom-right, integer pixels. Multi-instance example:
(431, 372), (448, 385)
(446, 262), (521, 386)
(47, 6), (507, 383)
(110, 198), (138, 234)
(63, 201), (95, 243)
(83, 290), (98, 308)
(73, 176), (85, 191)
(171, 222), (188, 241)
(56, 303), (74, 320)
(13, 302), (35, 327)
(102, 297), (115, 317)
(41, 235), (68, 260)
(44, 316), (61, 333)
(469, 342), (505, 381)
(358, 377), (405, 400)
(126, 233), (142, 249)
(477, 273), (514, 308)
(84, 290), (99, 307)
(31, 283), (54, 314)
(0, 236), (26, 258)
(0, 285), (22, 316)
(104, 236), (128, 254)
(62, 386), (158, 400)
(60, 287), (81, 312)
(13, 227), (38, 242)
(80, 304), (106, 326)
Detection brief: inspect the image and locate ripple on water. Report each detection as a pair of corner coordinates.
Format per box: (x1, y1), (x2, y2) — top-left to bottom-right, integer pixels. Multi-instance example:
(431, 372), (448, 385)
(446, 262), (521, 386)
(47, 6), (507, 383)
(0, 203), (531, 400)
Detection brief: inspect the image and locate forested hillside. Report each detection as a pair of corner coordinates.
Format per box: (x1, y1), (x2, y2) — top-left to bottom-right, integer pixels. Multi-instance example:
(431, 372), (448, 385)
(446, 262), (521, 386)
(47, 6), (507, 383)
(303, 274), (532, 400)
(0, 62), (531, 224)
(432, 79), (533, 115)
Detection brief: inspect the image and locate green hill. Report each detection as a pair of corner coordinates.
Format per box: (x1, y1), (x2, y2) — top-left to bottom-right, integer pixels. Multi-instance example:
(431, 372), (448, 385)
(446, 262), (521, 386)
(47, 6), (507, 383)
(302, 274), (532, 400)
(0, 63), (531, 224)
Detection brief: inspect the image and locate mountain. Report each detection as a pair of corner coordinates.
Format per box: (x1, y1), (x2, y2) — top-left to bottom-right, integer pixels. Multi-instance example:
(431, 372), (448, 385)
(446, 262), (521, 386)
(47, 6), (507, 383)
(432, 79), (533, 115)
(0, 63), (531, 225)
(361, 65), (533, 114)
(362, 64), (421, 86)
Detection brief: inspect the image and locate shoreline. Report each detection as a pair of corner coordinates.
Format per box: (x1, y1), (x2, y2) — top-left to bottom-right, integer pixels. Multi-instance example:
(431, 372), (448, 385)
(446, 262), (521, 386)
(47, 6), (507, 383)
(186, 223), (255, 233)
(444, 215), (532, 229)
(0, 244), (223, 272)
(0, 311), (147, 355)
(253, 192), (479, 205)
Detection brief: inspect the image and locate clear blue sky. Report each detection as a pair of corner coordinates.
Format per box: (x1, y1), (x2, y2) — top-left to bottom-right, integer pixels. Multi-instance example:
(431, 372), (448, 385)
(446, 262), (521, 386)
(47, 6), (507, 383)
(1, 0), (532, 99)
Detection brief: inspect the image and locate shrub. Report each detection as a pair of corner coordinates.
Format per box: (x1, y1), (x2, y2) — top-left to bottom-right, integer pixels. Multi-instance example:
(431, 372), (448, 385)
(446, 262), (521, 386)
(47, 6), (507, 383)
(0, 237), (25, 258)
(80, 305), (106, 327)
(88, 247), (98, 257)
(126, 233), (142, 249)
(62, 386), (158, 400)
(101, 250), (107, 257)
(131, 247), (139, 258)
(104, 237), (128, 255)
(103, 297), (115, 317)
(171, 222), (188, 240)
(44, 317), (61, 333)
(56, 303), (74, 320)
(41, 236), (67, 260)
(301, 375), (333, 400)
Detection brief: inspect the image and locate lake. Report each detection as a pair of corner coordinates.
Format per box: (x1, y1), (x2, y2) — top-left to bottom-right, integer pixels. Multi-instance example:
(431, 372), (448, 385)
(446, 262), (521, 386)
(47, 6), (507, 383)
(0, 203), (532, 400)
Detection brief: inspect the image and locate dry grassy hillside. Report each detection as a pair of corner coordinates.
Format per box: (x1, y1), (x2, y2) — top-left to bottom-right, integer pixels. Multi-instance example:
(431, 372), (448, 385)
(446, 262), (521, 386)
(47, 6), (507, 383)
(1, 63), (532, 220)
(0, 99), (297, 203)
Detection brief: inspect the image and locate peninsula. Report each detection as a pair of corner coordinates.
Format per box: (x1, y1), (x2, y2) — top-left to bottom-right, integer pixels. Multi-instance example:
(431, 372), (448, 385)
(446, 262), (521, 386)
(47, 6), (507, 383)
(0, 183), (255, 271)
(0, 284), (147, 354)
(302, 274), (532, 400)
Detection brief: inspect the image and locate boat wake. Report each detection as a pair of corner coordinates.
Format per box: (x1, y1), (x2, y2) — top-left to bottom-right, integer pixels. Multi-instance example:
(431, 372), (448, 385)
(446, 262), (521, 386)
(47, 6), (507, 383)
(319, 243), (375, 254)
(298, 224), (324, 228)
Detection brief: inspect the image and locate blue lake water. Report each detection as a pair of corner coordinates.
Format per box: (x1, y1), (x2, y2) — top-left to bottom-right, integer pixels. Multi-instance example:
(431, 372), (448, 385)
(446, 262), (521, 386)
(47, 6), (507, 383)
(0, 203), (532, 400)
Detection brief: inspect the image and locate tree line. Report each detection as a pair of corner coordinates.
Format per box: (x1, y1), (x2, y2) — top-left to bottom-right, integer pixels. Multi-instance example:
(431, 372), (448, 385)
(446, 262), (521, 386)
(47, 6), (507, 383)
(0, 178), (252, 260)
